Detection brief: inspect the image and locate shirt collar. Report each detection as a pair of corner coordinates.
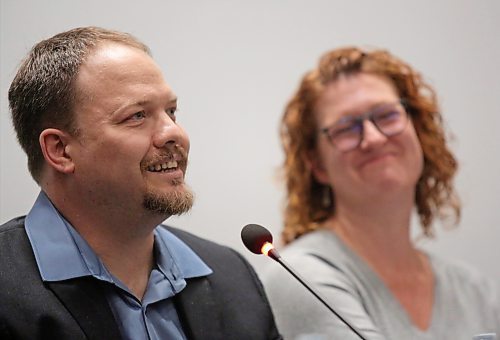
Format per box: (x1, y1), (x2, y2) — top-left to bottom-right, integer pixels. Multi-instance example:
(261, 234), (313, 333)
(155, 226), (213, 279)
(25, 191), (212, 282)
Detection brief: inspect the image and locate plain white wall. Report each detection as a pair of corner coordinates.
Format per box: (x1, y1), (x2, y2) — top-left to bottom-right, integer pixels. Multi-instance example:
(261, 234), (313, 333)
(1, 0), (499, 285)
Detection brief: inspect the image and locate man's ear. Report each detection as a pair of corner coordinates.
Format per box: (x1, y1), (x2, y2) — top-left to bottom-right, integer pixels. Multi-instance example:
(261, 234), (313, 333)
(306, 149), (330, 185)
(39, 128), (75, 174)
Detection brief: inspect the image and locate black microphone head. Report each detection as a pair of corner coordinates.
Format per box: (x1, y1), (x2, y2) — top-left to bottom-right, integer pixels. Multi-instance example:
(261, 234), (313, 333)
(241, 224), (273, 255)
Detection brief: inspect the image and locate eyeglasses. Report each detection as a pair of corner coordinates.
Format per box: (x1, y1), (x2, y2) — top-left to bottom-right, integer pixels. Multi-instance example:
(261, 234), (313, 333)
(319, 101), (409, 152)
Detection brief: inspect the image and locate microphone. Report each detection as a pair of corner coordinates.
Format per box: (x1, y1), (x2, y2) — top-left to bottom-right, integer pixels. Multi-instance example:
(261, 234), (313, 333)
(241, 223), (367, 340)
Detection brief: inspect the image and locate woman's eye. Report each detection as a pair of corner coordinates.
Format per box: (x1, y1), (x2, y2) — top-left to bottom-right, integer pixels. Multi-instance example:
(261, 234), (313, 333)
(332, 122), (359, 137)
(378, 110), (398, 120)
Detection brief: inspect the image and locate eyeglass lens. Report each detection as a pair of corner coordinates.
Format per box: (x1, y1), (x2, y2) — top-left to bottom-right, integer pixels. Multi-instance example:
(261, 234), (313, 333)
(324, 102), (407, 151)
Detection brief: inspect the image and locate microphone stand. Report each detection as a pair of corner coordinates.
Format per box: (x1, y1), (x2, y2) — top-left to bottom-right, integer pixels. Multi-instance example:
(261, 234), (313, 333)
(267, 248), (368, 340)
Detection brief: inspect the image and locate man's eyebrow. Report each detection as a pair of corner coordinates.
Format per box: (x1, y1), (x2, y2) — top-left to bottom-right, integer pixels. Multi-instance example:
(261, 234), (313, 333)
(110, 94), (178, 116)
(167, 97), (178, 105)
(132, 96), (177, 107)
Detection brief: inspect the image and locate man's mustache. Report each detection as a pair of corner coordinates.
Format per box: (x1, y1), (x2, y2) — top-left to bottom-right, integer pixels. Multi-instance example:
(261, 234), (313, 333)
(141, 144), (188, 170)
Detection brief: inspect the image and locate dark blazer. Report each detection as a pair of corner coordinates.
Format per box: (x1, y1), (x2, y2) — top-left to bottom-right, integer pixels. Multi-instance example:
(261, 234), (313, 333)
(0, 217), (282, 340)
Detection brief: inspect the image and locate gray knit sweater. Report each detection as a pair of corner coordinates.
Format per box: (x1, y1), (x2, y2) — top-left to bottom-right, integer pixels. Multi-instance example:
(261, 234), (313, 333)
(261, 229), (500, 340)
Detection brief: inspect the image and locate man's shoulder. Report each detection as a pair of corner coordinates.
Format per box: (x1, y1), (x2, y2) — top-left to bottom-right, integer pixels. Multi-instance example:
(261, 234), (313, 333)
(0, 216), (31, 257)
(0, 216), (36, 270)
(159, 224), (263, 292)
(163, 225), (282, 339)
(0, 216), (27, 234)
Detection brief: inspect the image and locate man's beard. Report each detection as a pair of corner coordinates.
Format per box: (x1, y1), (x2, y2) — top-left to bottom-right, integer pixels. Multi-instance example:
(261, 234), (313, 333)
(143, 182), (194, 216)
(141, 143), (194, 216)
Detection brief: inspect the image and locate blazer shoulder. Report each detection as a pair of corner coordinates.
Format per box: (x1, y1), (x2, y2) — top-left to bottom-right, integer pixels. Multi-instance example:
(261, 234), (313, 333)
(161, 225), (265, 284)
(0, 216), (27, 234)
(163, 225), (283, 340)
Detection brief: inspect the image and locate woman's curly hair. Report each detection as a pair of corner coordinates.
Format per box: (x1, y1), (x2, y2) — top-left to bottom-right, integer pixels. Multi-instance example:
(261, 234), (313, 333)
(280, 47), (460, 244)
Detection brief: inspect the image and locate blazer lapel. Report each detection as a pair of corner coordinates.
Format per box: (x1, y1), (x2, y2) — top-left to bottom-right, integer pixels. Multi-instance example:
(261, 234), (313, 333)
(174, 276), (223, 340)
(47, 278), (122, 340)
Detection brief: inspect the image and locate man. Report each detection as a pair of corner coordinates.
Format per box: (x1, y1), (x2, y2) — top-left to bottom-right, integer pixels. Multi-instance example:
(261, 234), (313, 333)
(0, 26), (281, 340)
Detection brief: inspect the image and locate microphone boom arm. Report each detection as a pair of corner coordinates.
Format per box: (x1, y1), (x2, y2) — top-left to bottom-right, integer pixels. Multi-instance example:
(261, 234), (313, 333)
(241, 224), (367, 340)
(268, 248), (367, 340)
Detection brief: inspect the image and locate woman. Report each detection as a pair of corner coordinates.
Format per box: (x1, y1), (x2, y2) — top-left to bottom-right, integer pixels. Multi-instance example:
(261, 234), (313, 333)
(262, 47), (499, 339)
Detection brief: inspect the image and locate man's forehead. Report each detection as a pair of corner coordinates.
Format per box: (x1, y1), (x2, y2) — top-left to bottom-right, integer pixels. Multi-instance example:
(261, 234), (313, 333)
(81, 42), (153, 71)
(76, 43), (171, 90)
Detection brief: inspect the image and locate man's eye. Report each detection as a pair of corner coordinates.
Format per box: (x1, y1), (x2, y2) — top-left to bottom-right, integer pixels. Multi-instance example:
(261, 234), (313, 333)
(166, 107), (177, 116)
(166, 107), (177, 121)
(130, 111), (146, 120)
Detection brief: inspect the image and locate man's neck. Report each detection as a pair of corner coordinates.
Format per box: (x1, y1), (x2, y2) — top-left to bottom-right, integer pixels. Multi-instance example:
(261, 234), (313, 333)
(93, 232), (156, 300)
(45, 186), (165, 300)
(77, 214), (164, 300)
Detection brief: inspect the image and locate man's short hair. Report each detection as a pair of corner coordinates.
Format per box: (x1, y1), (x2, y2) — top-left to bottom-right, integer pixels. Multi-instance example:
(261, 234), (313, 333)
(8, 26), (150, 183)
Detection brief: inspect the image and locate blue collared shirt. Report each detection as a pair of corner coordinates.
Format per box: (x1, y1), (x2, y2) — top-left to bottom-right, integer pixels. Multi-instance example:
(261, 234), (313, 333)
(25, 191), (212, 340)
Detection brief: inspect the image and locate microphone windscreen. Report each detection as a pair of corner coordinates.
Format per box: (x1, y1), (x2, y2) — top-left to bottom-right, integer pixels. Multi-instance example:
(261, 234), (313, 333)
(241, 224), (273, 254)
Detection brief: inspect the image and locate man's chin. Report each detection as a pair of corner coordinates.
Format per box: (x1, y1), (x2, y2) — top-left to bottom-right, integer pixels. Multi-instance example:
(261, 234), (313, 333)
(142, 187), (194, 216)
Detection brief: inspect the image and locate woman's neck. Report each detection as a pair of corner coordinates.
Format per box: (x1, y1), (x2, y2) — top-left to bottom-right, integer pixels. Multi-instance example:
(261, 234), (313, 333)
(327, 192), (420, 270)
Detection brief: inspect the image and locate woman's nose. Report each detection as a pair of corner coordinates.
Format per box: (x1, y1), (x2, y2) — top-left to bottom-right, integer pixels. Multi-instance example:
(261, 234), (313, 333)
(359, 120), (387, 150)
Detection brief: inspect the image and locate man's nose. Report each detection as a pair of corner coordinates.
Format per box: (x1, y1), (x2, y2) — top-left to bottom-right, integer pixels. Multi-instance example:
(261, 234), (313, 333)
(152, 113), (187, 149)
(359, 119), (387, 150)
